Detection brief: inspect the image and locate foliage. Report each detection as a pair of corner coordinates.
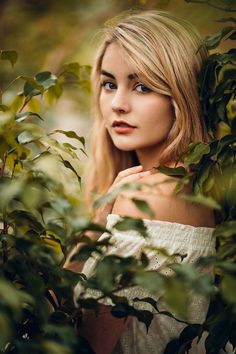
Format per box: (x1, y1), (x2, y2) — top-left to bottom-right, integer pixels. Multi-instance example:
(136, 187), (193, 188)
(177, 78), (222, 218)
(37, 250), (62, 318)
(156, 10), (236, 353)
(0, 2), (236, 354)
(0, 53), (95, 353)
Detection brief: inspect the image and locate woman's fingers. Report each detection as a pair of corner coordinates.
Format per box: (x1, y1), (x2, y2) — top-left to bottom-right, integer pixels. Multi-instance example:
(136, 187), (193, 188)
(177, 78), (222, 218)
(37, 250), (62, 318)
(109, 166), (151, 192)
(115, 165), (143, 179)
(117, 170), (151, 186)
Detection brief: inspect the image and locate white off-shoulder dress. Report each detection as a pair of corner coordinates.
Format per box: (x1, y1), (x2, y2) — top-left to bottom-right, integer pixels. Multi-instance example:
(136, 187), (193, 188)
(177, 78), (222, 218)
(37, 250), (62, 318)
(74, 214), (216, 354)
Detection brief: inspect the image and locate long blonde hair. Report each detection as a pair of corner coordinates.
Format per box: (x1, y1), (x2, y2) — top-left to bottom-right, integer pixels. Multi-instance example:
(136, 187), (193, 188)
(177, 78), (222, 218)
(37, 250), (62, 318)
(84, 10), (209, 206)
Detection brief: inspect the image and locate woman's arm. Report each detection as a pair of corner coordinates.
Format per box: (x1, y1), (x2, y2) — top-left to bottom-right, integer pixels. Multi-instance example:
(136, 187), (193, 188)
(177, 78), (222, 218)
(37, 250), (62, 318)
(79, 306), (132, 354)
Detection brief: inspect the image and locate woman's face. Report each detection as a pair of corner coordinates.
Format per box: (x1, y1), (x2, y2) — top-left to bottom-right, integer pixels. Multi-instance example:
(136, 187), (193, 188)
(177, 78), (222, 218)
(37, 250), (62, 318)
(99, 42), (175, 156)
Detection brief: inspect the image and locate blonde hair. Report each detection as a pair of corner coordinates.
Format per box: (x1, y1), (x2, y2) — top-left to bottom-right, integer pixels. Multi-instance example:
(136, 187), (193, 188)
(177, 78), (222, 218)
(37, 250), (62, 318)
(84, 10), (209, 206)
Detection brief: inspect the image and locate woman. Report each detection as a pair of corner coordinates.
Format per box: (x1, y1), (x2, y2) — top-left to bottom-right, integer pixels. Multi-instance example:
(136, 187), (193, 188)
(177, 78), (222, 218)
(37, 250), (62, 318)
(65, 10), (215, 354)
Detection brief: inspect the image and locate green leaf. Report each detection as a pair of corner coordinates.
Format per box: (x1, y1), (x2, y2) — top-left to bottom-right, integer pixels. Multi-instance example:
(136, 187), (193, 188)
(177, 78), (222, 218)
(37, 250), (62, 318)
(53, 130), (85, 148)
(214, 221), (236, 238)
(114, 217), (148, 238)
(131, 198), (155, 218)
(216, 134), (236, 156)
(62, 62), (80, 77)
(0, 313), (12, 348)
(15, 111), (43, 122)
(181, 193), (221, 210)
(0, 279), (34, 309)
(8, 209), (45, 233)
(156, 165), (187, 177)
(184, 143), (210, 168)
(17, 129), (43, 144)
(93, 182), (142, 209)
(0, 50), (18, 66)
(10, 93), (24, 112)
(93, 190), (118, 209)
(0, 178), (25, 207)
(0, 104), (10, 112)
(220, 275), (236, 305)
(22, 76), (44, 97)
(61, 159), (81, 184)
(164, 278), (189, 319)
(203, 26), (236, 50)
(111, 303), (153, 331)
(39, 136), (79, 159)
(35, 71), (57, 90)
(134, 271), (164, 294)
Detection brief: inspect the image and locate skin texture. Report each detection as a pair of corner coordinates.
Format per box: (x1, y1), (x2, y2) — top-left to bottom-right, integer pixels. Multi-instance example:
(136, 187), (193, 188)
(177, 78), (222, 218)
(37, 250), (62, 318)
(66, 43), (215, 354)
(100, 42), (175, 170)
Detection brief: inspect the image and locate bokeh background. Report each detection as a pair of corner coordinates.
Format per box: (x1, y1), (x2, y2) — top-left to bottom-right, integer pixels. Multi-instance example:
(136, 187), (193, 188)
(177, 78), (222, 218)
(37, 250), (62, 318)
(0, 0), (234, 149)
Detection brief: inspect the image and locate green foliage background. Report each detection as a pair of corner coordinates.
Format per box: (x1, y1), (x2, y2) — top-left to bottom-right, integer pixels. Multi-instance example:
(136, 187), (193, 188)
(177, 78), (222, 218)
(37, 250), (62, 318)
(0, 0), (236, 353)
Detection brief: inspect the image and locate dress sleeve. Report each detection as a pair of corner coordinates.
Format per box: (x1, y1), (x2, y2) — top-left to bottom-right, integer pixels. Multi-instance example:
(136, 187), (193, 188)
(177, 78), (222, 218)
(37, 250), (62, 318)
(74, 230), (177, 312)
(74, 214), (215, 315)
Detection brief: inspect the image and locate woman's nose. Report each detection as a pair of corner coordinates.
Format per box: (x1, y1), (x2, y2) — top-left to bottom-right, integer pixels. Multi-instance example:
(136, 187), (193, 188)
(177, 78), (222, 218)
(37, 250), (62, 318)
(111, 89), (131, 114)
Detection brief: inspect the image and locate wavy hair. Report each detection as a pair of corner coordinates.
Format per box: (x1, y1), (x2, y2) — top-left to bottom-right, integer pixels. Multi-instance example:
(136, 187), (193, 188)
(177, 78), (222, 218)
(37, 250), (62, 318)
(84, 10), (209, 206)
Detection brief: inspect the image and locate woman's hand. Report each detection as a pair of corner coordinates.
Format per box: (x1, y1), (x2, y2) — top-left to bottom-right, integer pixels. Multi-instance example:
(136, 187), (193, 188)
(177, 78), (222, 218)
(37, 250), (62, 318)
(64, 165), (150, 272)
(94, 165), (151, 225)
(108, 165), (151, 192)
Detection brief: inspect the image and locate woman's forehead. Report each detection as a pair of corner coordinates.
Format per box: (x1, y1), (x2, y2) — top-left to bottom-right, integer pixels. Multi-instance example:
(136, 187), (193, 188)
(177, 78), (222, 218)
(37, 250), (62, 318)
(100, 43), (141, 78)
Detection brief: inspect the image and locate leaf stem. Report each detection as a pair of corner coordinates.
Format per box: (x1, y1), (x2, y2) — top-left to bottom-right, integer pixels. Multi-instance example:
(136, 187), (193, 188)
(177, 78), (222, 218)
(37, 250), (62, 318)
(3, 76), (21, 93)
(19, 96), (31, 113)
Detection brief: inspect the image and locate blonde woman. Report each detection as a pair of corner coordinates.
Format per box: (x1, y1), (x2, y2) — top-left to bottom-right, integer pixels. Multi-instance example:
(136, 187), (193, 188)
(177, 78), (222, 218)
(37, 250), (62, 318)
(65, 10), (215, 354)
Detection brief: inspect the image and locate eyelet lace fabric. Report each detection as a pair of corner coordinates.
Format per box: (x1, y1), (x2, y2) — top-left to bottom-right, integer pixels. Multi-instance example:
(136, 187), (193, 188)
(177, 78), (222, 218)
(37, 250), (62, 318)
(74, 214), (216, 354)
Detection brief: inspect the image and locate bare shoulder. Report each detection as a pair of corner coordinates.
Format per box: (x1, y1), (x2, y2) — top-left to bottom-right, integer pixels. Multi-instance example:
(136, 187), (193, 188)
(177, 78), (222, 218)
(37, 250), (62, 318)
(112, 172), (215, 228)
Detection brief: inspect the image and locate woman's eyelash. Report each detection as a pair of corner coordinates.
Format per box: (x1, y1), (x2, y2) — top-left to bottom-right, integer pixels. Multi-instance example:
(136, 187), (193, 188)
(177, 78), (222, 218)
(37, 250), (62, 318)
(100, 81), (151, 93)
(135, 83), (152, 93)
(101, 81), (116, 89)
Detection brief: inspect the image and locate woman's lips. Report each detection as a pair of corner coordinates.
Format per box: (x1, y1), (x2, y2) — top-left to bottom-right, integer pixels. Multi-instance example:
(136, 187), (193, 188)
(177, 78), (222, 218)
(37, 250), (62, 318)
(112, 121), (137, 134)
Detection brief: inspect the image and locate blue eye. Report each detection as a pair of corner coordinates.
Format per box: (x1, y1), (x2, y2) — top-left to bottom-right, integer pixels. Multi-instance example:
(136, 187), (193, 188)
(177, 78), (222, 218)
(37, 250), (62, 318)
(135, 84), (151, 93)
(101, 81), (117, 90)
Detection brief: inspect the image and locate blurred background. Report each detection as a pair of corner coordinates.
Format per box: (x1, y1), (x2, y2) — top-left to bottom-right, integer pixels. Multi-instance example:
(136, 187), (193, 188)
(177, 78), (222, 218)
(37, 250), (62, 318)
(0, 0), (234, 149)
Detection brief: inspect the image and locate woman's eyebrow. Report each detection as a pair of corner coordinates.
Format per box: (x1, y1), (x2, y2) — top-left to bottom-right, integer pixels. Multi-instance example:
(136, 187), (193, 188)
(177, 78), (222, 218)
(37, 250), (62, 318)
(100, 69), (138, 80)
(100, 70), (115, 79)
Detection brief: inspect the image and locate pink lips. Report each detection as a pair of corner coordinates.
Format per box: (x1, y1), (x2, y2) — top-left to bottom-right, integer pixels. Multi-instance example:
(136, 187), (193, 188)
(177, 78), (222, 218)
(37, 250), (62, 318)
(112, 120), (137, 134)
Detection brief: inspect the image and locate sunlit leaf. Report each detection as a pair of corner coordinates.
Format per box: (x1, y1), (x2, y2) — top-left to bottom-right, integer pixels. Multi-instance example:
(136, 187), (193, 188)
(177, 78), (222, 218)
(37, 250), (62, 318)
(134, 271), (164, 294)
(15, 111), (43, 122)
(35, 71), (57, 90)
(181, 193), (221, 210)
(156, 165), (187, 177)
(53, 130), (85, 148)
(0, 49), (18, 66)
(214, 221), (236, 238)
(61, 159), (81, 184)
(0, 104), (10, 112)
(10, 94), (24, 112)
(114, 217), (148, 238)
(203, 26), (236, 50)
(184, 143), (210, 168)
(131, 198), (155, 218)
(62, 62), (80, 78)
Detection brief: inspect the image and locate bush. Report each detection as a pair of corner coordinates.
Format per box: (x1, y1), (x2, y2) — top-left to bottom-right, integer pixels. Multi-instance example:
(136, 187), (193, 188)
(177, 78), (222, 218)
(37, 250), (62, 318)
(0, 6), (236, 353)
